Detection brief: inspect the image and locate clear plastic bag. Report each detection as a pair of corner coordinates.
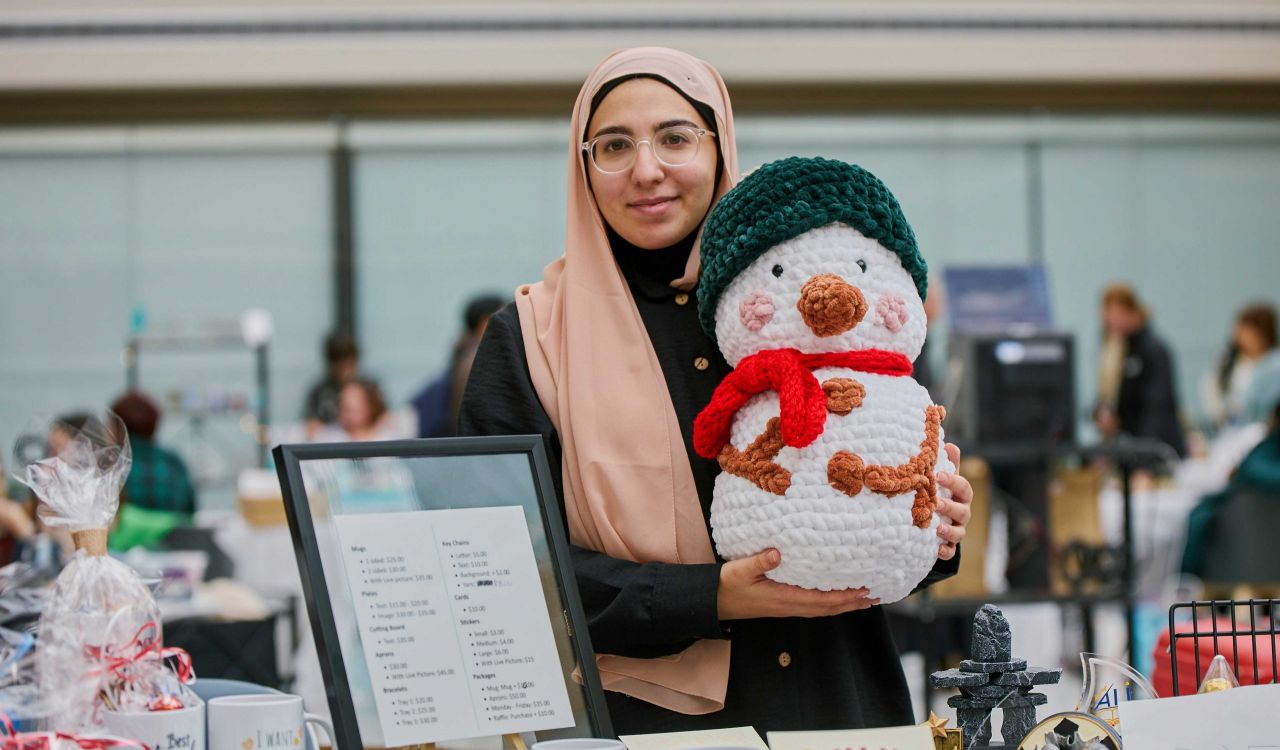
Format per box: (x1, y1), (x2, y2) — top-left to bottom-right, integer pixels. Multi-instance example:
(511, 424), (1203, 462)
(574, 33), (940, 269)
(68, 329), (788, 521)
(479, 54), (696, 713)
(13, 413), (165, 730)
(1197, 653), (1240, 694)
(0, 626), (43, 728)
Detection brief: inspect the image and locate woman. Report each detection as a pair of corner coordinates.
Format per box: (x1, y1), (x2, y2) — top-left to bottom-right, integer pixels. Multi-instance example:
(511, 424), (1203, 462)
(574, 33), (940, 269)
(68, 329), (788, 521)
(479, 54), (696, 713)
(1094, 283), (1186, 457)
(459, 47), (973, 734)
(314, 377), (395, 442)
(412, 294), (506, 438)
(108, 391), (197, 551)
(1182, 361), (1280, 578)
(1202, 303), (1277, 429)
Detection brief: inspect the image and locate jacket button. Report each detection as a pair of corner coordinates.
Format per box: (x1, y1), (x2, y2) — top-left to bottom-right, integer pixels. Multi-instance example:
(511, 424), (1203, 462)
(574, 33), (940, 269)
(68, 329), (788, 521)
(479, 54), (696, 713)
(675, 293), (690, 306)
(694, 357), (710, 371)
(778, 651), (792, 668)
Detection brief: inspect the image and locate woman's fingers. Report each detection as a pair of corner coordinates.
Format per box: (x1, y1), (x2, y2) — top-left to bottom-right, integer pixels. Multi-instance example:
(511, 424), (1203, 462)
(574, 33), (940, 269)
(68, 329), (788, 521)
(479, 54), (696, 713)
(937, 518), (966, 545)
(750, 577), (877, 617)
(945, 441), (962, 466)
(788, 588), (880, 614)
(934, 463), (971, 561)
(769, 582), (878, 617)
(937, 497), (972, 528)
(937, 470), (974, 506)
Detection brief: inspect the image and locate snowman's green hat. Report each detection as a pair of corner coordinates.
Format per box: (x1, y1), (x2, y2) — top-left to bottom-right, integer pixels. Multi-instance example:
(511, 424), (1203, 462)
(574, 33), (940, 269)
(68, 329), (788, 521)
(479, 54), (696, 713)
(697, 156), (926, 339)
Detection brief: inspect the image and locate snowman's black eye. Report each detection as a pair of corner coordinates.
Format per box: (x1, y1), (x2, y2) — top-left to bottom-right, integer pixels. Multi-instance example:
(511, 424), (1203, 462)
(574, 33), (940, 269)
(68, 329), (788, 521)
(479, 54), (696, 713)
(771, 264), (784, 278)
(856, 259), (867, 272)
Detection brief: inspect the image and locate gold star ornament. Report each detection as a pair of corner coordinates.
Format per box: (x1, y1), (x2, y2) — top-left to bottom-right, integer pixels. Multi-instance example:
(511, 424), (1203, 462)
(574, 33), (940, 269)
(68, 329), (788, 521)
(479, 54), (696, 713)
(921, 712), (963, 750)
(924, 711), (949, 738)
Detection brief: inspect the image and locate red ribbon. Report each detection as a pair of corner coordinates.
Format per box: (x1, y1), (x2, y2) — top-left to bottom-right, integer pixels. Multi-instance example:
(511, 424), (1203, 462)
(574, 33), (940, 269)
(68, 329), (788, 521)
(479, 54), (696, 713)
(0, 732), (147, 750)
(693, 348), (913, 459)
(157, 648), (194, 686)
(0, 717), (146, 750)
(86, 622), (194, 686)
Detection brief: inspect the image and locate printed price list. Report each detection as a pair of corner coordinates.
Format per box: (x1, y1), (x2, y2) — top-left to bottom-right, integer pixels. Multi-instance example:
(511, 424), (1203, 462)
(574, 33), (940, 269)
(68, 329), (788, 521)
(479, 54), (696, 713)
(335, 507), (573, 746)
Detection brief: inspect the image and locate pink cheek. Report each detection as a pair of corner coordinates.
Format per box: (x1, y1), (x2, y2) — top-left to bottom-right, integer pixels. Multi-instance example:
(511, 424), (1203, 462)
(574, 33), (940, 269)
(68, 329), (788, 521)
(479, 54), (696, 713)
(738, 290), (776, 332)
(875, 294), (909, 333)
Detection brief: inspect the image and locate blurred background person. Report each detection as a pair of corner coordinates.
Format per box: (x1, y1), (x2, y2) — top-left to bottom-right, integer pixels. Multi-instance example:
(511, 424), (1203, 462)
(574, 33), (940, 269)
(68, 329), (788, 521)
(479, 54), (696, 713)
(1201, 302), (1277, 431)
(303, 331), (360, 440)
(411, 293), (505, 438)
(25, 412), (111, 559)
(1244, 342), (1280, 425)
(1182, 359), (1280, 581)
(0, 452), (36, 565)
(108, 391), (197, 550)
(915, 275), (945, 397)
(313, 377), (396, 442)
(1094, 283), (1187, 457)
(45, 412), (94, 457)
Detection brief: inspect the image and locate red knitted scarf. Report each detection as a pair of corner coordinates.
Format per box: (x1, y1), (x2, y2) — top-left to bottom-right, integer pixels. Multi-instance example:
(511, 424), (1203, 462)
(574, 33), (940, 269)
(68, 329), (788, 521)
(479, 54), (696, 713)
(693, 348), (913, 459)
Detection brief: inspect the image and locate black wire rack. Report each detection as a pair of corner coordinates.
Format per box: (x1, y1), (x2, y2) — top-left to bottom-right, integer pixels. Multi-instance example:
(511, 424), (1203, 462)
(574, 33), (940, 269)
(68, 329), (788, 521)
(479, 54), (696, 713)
(1167, 599), (1278, 696)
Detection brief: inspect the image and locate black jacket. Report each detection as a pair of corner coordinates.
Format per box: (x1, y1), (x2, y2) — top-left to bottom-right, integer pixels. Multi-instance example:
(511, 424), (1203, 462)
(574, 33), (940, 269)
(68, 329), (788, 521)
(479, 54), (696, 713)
(1116, 326), (1187, 457)
(458, 250), (958, 735)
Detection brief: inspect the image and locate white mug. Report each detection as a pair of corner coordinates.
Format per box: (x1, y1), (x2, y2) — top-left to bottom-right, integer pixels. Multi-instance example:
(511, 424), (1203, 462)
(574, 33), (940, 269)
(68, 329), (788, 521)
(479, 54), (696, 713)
(207, 694), (334, 750)
(103, 701), (205, 750)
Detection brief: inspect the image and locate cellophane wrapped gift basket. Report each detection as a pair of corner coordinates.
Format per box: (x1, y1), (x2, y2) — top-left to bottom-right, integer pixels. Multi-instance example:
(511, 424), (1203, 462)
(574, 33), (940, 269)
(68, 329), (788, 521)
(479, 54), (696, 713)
(7, 413), (198, 744)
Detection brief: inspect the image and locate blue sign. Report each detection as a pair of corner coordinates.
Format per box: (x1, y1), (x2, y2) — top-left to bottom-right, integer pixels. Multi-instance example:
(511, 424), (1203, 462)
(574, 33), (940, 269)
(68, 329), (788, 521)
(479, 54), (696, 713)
(943, 265), (1053, 334)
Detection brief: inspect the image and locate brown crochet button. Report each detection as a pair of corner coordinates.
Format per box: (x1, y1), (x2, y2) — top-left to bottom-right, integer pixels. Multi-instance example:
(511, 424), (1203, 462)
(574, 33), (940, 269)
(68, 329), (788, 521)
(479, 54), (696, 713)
(675, 293), (690, 306)
(778, 651), (792, 668)
(694, 357), (710, 371)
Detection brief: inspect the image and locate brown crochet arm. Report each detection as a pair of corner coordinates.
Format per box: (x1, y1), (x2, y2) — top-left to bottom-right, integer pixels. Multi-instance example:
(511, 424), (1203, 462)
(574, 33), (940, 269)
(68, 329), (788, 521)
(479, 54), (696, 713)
(826, 404), (946, 529)
(718, 417), (791, 496)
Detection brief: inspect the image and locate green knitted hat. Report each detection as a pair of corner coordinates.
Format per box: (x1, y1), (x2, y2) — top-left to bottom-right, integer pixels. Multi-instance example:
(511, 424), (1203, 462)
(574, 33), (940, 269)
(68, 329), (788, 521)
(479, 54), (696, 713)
(697, 156), (926, 339)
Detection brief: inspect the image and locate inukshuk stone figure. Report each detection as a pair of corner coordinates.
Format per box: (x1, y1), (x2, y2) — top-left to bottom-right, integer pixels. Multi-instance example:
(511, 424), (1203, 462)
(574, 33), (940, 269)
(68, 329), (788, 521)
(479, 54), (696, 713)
(929, 604), (1062, 747)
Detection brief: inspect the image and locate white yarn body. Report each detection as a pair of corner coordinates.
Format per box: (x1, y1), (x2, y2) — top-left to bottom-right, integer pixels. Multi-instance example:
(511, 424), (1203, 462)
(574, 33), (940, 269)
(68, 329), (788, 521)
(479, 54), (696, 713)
(710, 368), (954, 601)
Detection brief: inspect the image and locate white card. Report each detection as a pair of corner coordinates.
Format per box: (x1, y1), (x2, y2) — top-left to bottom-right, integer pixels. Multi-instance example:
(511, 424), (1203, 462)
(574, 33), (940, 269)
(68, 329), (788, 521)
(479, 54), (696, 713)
(767, 726), (934, 750)
(334, 506), (574, 746)
(619, 726), (769, 750)
(1119, 683), (1280, 750)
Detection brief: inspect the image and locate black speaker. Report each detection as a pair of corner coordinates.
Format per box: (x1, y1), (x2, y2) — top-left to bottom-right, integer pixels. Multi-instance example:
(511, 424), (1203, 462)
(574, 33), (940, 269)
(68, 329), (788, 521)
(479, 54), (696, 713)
(944, 332), (1076, 452)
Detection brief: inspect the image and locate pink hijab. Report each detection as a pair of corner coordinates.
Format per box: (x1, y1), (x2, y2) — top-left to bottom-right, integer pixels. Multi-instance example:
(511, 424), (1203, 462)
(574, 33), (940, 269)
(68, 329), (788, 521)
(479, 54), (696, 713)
(514, 47), (739, 714)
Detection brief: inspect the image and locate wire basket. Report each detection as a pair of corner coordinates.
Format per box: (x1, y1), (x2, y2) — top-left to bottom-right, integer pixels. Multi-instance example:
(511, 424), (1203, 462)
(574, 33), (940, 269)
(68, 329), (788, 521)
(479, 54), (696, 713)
(1166, 599), (1278, 696)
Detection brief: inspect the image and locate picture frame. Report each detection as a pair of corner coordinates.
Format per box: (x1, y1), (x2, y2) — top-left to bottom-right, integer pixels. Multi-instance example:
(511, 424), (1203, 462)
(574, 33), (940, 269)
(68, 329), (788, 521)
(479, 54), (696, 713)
(274, 435), (613, 749)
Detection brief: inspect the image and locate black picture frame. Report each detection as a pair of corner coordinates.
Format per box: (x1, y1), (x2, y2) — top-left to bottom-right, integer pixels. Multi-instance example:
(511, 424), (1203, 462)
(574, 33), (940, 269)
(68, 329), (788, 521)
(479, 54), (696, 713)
(273, 435), (613, 749)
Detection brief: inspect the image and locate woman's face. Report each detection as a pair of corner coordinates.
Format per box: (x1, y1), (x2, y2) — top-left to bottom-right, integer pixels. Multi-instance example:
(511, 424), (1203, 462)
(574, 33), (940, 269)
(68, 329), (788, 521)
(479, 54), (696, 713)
(338, 383), (373, 433)
(46, 427), (73, 457)
(1103, 301), (1137, 337)
(586, 78), (718, 250)
(1235, 321), (1267, 357)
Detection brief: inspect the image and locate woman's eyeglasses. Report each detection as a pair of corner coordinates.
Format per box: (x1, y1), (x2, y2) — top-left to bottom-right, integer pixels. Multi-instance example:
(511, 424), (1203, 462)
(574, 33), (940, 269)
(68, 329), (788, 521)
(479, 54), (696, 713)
(582, 126), (716, 174)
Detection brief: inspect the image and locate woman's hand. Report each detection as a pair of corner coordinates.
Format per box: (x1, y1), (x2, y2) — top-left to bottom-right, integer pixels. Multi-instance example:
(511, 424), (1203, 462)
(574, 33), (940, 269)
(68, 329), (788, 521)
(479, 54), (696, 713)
(716, 548), (879, 620)
(936, 442), (974, 561)
(717, 442), (975, 619)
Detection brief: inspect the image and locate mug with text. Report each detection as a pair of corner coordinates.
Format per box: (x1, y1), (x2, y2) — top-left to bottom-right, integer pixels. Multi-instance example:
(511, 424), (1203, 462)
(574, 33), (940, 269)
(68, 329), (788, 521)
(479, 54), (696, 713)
(102, 701), (205, 750)
(207, 694), (334, 750)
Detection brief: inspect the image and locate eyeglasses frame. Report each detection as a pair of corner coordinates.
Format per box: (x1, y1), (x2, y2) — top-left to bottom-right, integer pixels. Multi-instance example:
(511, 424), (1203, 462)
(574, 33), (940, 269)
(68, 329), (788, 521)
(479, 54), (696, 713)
(581, 127), (717, 174)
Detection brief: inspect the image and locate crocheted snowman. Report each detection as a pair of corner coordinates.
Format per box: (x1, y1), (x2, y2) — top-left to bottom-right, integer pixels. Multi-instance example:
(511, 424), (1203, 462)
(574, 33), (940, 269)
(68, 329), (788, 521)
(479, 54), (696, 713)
(694, 156), (954, 601)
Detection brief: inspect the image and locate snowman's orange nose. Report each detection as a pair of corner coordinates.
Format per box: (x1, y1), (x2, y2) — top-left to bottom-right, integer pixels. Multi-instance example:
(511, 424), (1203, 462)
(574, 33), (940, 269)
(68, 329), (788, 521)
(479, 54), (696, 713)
(797, 274), (867, 337)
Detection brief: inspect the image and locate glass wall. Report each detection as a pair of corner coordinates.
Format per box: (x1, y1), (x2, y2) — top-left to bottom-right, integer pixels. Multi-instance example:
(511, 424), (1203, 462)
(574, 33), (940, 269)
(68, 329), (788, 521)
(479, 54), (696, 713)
(0, 128), (333, 505)
(4, 115), (1278, 507)
(353, 115), (1280, 436)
